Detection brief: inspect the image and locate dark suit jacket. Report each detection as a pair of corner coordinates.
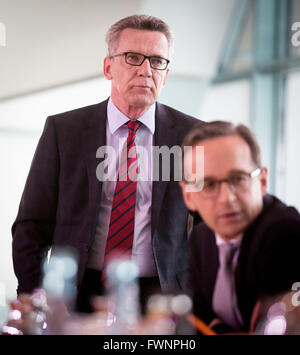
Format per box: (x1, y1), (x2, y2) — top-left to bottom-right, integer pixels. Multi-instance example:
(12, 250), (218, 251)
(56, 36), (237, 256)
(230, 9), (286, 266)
(188, 194), (300, 331)
(12, 99), (200, 295)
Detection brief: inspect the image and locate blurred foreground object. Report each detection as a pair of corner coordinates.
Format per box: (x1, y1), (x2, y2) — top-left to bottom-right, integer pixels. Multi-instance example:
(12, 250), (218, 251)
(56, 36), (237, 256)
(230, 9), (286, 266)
(103, 259), (141, 334)
(42, 248), (78, 303)
(254, 291), (300, 335)
(2, 256), (197, 334)
(187, 314), (216, 335)
(2, 289), (48, 335)
(2, 248), (78, 335)
(59, 259), (142, 335)
(63, 260), (194, 335)
(0, 283), (9, 333)
(42, 248), (78, 334)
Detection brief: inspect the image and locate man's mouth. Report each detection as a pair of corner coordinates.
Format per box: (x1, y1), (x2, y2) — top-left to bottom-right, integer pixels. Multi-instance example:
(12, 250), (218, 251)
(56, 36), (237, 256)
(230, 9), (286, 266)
(218, 211), (242, 222)
(134, 85), (151, 90)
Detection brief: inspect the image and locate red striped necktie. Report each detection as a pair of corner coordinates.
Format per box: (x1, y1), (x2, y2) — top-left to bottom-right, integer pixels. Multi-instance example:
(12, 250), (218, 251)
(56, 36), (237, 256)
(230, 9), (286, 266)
(101, 120), (142, 285)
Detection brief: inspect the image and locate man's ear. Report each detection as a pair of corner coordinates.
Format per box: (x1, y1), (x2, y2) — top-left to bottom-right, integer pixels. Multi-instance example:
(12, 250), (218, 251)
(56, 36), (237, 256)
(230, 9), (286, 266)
(260, 167), (268, 196)
(179, 181), (197, 212)
(103, 57), (113, 80)
(162, 68), (169, 87)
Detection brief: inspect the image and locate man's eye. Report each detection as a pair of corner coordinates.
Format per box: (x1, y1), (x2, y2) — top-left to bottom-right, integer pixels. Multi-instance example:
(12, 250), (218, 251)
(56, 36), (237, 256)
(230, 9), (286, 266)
(204, 180), (216, 190)
(151, 58), (163, 65)
(127, 54), (141, 62)
(231, 175), (247, 185)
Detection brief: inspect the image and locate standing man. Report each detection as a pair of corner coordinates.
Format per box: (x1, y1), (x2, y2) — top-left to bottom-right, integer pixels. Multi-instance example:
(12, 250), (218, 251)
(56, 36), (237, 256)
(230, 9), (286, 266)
(12, 15), (199, 311)
(180, 121), (300, 333)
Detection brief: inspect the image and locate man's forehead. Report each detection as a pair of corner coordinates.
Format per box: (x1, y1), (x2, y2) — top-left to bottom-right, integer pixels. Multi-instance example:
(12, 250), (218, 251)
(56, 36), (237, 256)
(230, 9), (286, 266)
(119, 27), (167, 39)
(188, 135), (255, 174)
(117, 28), (169, 52)
(195, 135), (251, 158)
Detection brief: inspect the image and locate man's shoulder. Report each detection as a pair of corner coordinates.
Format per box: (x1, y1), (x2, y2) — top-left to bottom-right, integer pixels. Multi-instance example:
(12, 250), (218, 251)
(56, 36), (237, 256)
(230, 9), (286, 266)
(245, 194), (300, 247)
(261, 194), (300, 227)
(156, 102), (202, 128)
(190, 222), (214, 246)
(47, 99), (108, 127)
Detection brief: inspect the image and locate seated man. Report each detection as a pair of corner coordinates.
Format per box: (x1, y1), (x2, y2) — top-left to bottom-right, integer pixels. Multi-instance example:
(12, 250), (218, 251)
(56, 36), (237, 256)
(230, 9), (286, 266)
(180, 121), (300, 333)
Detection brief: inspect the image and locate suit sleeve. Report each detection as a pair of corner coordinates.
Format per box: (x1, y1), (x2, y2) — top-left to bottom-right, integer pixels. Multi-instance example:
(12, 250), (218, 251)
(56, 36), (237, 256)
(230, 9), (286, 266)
(12, 116), (59, 294)
(187, 228), (216, 327)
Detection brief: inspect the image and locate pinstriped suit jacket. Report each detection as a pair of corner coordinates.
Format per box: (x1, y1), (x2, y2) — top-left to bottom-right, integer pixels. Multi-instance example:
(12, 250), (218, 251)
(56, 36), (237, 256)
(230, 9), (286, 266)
(12, 98), (200, 295)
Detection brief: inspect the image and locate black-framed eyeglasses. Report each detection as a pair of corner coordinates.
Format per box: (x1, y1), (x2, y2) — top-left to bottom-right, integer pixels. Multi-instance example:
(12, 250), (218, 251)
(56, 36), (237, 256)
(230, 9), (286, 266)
(191, 167), (262, 198)
(110, 51), (170, 70)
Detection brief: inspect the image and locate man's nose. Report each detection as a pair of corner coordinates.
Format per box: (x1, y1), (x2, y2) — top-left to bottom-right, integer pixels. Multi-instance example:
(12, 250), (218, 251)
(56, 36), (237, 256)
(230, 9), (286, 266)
(217, 181), (236, 203)
(137, 58), (152, 77)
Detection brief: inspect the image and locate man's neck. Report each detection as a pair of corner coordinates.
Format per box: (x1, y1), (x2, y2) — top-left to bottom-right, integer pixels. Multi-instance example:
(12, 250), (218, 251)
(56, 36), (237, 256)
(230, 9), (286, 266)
(215, 233), (243, 245)
(110, 96), (152, 119)
(124, 106), (149, 119)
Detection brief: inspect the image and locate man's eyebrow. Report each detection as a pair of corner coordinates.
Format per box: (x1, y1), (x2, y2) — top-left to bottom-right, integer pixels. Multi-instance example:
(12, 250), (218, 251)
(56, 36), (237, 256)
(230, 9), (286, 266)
(127, 51), (166, 58)
(203, 170), (249, 180)
(228, 169), (249, 175)
(202, 175), (215, 181)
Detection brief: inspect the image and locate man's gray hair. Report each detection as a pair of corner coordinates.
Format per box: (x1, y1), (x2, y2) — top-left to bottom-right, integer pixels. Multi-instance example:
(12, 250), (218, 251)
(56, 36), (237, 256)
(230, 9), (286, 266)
(105, 14), (174, 57)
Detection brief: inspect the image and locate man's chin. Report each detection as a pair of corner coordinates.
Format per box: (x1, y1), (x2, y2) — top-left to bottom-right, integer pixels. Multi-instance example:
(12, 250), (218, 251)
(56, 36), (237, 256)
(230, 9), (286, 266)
(128, 94), (155, 107)
(217, 225), (246, 241)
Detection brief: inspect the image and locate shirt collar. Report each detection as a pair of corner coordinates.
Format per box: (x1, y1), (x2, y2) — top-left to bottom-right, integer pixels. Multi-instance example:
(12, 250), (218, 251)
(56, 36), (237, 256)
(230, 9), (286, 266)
(215, 233), (243, 247)
(107, 97), (155, 135)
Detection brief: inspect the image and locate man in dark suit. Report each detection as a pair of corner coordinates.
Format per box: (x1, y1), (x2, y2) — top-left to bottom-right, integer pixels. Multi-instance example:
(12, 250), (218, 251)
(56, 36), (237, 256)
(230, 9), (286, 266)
(180, 121), (300, 333)
(12, 15), (199, 312)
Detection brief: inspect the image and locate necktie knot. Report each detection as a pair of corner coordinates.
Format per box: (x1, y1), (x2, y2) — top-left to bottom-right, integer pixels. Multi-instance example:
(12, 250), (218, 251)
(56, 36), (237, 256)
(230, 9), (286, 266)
(219, 243), (239, 268)
(127, 120), (141, 133)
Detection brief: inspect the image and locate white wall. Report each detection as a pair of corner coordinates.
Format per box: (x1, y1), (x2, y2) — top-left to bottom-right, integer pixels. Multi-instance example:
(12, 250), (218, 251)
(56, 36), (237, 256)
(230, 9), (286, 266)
(159, 75), (208, 118)
(199, 80), (251, 126)
(0, 0), (142, 99)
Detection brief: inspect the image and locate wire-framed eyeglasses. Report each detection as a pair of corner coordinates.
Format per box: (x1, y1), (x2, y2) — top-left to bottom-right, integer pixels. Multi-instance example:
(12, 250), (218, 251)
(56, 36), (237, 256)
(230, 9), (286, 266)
(190, 167), (262, 198)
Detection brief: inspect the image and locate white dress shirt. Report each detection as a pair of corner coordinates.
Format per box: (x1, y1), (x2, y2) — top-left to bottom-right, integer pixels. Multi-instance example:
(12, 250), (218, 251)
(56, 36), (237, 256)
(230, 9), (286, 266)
(87, 97), (157, 277)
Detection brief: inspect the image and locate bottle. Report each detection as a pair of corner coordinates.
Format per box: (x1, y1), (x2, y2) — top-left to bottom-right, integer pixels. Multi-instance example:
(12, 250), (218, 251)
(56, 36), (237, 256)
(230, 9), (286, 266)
(105, 259), (140, 334)
(42, 247), (78, 334)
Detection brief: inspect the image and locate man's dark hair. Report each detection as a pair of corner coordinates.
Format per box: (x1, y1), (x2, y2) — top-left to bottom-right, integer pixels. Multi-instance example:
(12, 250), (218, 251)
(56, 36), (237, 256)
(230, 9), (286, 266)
(182, 120), (262, 169)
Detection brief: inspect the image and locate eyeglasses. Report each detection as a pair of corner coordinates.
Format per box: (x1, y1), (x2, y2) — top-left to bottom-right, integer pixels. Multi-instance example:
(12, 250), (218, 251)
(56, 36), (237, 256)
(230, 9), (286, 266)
(109, 51), (170, 70)
(192, 168), (262, 199)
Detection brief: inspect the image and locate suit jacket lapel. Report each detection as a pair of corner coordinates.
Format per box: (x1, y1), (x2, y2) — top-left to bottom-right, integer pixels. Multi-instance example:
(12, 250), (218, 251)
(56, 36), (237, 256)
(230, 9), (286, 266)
(203, 228), (219, 305)
(151, 103), (177, 238)
(83, 100), (108, 229)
